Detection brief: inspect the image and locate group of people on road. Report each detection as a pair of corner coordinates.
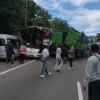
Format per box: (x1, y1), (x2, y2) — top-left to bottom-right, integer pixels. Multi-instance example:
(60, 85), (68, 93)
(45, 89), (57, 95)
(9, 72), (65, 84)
(40, 43), (100, 100)
(5, 39), (75, 76)
(40, 44), (75, 77)
(5, 39), (100, 100)
(5, 40), (27, 66)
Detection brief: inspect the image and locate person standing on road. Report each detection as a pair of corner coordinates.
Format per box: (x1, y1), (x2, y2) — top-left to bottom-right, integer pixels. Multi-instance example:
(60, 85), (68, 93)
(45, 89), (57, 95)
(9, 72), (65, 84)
(68, 44), (75, 69)
(40, 45), (51, 78)
(5, 40), (15, 66)
(87, 46), (91, 58)
(19, 43), (27, 64)
(54, 45), (63, 72)
(83, 44), (100, 100)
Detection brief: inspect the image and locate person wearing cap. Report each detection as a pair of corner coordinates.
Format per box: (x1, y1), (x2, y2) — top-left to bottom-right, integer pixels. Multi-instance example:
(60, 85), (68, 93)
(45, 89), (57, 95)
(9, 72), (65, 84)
(5, 40), (15, 66)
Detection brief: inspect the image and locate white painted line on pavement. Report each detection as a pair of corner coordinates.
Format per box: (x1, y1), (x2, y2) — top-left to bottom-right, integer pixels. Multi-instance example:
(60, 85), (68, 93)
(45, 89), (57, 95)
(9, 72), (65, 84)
(77, 82), (84, 100)
(0, 60), (36, 76)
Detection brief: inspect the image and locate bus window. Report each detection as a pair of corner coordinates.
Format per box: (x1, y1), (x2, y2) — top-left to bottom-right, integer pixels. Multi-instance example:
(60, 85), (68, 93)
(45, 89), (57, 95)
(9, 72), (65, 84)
(16, 40), (21, 48)
(0, 39), (5, 46)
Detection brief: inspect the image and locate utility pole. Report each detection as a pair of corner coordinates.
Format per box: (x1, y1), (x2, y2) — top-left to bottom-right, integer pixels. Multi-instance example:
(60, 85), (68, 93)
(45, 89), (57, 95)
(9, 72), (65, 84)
(25, 0), (27, 28)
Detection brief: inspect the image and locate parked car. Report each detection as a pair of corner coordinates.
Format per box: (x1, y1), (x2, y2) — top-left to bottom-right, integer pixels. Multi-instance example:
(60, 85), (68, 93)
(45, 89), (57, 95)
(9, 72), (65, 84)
(0, 34), (21, 59)
(26, 43), (42, 58)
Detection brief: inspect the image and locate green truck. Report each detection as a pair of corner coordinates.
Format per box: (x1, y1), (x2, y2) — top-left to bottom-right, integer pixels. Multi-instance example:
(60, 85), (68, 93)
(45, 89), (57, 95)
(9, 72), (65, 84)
(52, 27), (88, 49)
(50, 27), (89, 57)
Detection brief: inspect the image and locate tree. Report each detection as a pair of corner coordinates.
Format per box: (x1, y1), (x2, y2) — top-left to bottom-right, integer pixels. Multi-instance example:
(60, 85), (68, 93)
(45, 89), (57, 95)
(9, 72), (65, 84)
(96, 33), (100, 41)
(27, 0), (36, 26)
(0, 0), (36, 34)
(0, 0), (26, 34)
(0, 0), (70, 35)
(50, 18), (69, 32)
(33, 5), (52, 27)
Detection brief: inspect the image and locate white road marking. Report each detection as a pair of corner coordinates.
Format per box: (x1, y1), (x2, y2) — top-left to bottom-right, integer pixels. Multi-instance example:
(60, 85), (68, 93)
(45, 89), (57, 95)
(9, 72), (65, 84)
(77, 82), (84, 100)
(0, 60), (36, 76)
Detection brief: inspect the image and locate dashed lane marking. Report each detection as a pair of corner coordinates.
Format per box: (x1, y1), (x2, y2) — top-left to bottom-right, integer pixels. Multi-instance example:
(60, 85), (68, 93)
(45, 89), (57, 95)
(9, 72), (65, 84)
(77, 82), (84, 100)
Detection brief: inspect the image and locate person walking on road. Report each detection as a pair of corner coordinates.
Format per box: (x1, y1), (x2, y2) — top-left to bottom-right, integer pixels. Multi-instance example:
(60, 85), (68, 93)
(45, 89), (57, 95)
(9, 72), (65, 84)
(5, 40), (15, 66)
(68, 44), (75, 69)
(87, 46), (91, 58)
(40, 45), (51, 78)
(55, 45), (63, 72)
(19, 43), (27, 64)
(83, 44), (100, 100)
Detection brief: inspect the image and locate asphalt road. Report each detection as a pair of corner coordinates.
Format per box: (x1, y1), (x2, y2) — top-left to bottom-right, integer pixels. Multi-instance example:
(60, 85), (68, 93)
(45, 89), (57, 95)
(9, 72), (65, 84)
(0, 59), (88, 100)
(0, 58), (34, 73)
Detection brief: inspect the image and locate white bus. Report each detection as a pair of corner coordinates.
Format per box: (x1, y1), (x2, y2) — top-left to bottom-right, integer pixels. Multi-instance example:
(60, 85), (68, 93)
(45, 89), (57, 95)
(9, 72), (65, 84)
(0, 34), (21, 59)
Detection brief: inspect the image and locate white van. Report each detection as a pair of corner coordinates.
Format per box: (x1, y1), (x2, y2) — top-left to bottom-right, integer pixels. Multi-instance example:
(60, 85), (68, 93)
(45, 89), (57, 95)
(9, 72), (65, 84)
(0, 34), (21, 59)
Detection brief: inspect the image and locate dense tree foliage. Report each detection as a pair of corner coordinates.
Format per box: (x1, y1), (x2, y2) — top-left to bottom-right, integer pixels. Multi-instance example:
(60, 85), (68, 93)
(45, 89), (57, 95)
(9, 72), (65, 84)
(27, 0), (36, 26)
(34, 5), (52, 27)
(96, 33), (100, 41)
(50, 18), (69, 32)
(0, 0), (69, 34)
(0, 0), (26, 34)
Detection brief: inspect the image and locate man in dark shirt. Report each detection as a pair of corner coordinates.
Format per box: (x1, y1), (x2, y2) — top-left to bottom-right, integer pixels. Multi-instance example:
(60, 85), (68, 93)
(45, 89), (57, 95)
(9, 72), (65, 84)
(5, 40), (15, 66)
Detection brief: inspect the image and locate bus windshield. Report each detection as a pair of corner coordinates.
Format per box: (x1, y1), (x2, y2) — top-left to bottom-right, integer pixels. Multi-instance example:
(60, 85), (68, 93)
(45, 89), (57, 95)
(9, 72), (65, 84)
(20, 27), (52, 49)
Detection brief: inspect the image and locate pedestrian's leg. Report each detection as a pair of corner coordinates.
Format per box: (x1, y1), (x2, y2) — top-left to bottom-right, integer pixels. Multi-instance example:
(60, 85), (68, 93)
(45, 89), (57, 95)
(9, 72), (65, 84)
(98, 80), (100, 100)
(19, 54), (21, 64)
(57, 58), (63, 70)
(94, 81), (100, 100)
(71, 58), (73, 68)
(68, 58), (73, 68)
(54, 59), (59, 71)
(41, 62), (45, 75)
(45, 58), (51, 75)
(88, 81), (100, 100)
(45, 65), (48, 75)
(21, 54), (24, 64)
(10, 55), (14, 65)
(6, 55), (9, 64)
(22, 55), (25, 64)
(21, 54), (23, 64)
(44, 58), (48, 75)
(41, 58), (46, 75)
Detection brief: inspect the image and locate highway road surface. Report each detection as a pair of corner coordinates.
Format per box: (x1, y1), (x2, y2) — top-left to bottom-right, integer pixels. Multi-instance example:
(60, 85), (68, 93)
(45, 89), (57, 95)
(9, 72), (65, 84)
(0, 59), (88, 100)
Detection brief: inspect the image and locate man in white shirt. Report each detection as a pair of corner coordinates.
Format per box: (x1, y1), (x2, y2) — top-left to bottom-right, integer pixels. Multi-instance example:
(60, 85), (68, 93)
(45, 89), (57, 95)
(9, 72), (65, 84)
(55, 45), (63, 72)
(40, 45), (51, 77)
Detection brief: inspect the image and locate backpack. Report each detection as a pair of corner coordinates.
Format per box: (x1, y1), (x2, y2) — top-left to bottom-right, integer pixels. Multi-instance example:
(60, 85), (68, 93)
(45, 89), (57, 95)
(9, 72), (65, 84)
(94, 55), (100, 61)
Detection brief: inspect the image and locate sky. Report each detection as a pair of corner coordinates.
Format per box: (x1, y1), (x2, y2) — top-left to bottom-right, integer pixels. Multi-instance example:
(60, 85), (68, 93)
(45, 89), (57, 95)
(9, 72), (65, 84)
(34, 0), (100, 36)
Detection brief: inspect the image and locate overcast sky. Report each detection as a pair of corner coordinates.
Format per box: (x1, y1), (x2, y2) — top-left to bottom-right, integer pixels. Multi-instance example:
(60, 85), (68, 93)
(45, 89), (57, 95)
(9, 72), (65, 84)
(34, 0), (100, 36)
